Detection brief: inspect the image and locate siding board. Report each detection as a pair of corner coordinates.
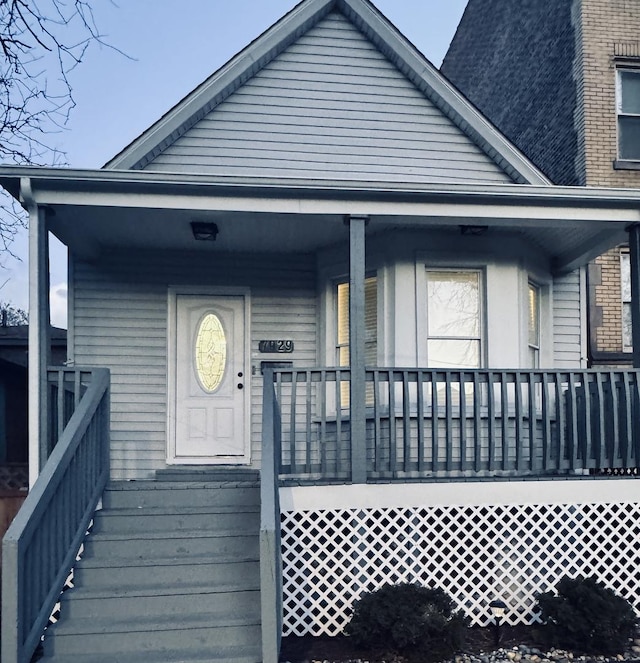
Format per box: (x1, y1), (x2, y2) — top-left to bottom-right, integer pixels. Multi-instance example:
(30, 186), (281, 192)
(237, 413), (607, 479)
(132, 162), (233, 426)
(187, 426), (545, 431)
(144, 11), (511, 184)
(553, 270), (584, 367)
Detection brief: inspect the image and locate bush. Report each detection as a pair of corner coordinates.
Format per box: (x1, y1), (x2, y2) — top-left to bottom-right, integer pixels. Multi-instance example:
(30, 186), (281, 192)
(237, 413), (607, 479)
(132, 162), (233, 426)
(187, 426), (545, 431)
(535, 576), (637, 655)
(346, 583), (468, 656)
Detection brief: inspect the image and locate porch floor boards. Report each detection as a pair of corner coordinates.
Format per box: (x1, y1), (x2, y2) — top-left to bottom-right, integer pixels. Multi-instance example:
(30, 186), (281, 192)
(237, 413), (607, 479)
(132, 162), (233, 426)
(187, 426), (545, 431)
(38, 471), (262, 663)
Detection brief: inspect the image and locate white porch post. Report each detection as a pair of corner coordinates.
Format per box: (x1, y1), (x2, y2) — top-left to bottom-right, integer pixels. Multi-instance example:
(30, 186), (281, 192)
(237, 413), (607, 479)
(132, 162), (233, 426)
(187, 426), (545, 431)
(348, 215), (367, 484)
(24, 178), (51, 487)
(629, 224), (640, 369)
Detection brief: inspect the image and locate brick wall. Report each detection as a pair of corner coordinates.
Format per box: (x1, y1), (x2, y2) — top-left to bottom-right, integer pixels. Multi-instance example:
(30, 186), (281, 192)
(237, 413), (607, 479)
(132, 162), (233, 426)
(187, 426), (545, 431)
(580, 0), (640, 362)
(592, 249), (624, 353)
(580, 0), (640, 187)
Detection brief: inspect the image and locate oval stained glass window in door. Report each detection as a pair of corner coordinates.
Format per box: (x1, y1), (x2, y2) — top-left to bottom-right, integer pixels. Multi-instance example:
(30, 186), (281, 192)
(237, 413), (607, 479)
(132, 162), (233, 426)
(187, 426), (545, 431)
(195, 313), (227, 393)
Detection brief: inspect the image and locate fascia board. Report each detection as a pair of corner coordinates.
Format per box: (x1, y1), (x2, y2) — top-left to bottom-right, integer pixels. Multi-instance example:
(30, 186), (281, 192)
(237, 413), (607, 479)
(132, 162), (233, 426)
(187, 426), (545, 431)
(339, 0), (551, 186)
(105, 0), (335, 171)
(4, 168), (640, 223)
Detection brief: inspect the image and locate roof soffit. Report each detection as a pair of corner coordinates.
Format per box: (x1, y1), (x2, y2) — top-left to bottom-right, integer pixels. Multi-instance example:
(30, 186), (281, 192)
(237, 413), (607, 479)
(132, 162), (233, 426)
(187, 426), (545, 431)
(105, 0), (549, 186)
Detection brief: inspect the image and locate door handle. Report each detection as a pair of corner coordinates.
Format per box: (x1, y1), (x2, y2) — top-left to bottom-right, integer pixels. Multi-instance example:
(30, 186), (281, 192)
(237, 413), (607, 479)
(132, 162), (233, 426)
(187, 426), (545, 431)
(237, 383), (244, 390)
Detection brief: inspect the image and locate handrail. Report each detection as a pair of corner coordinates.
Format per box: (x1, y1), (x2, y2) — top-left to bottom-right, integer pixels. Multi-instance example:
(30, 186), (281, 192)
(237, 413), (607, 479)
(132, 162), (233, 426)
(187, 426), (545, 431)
(270, 367), (640, 482)
(260, 367), (282, 663)
(260, 368), (282, 663)
(1, 367), (110, 663)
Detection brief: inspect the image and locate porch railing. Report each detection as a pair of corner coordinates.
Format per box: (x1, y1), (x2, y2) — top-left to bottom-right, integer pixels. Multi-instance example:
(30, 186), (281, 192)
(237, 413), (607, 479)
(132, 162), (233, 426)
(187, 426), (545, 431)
(271, 368), (640, 482)
(1, 368), (110, 663)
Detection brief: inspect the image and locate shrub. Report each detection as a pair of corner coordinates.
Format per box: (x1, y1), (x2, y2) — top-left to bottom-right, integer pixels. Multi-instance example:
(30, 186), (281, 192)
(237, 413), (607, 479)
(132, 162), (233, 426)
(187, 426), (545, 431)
(346, 583), (468, 656)
(535, 576), (637, 655)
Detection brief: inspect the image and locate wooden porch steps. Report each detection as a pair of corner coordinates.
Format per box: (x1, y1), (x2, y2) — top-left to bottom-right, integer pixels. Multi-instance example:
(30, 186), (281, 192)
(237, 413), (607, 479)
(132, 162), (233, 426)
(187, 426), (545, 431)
(38, 473), (262, 663)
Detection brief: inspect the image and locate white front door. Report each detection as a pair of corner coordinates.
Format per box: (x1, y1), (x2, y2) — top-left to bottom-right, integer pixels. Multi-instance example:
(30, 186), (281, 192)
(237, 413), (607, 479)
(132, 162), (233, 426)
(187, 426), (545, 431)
(169, 294), (249, 464)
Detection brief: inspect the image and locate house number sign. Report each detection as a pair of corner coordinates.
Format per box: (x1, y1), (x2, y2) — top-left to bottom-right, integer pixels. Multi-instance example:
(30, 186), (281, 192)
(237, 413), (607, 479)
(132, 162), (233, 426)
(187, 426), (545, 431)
(258, 340), (294, 353)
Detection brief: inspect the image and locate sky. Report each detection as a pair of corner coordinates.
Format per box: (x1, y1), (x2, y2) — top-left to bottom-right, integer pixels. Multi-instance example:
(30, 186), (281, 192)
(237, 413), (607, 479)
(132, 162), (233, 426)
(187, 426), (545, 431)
(0, 0), (468, 328)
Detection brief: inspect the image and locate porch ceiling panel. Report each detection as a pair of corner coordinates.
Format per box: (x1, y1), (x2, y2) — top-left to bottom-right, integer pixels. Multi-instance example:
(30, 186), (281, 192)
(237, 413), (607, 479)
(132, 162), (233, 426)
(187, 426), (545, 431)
(2, 168), (640, 273)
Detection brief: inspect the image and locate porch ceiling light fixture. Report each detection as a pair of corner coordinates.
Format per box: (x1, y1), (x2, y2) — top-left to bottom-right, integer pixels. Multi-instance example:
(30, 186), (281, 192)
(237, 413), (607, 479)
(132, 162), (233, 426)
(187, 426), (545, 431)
(191, 221), (219, 242)
(460, 224), (488, 236)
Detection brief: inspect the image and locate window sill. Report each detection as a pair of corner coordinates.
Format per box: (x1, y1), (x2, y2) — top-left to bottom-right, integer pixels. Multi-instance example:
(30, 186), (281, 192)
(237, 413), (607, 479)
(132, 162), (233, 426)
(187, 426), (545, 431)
(613, 159), (640, 170)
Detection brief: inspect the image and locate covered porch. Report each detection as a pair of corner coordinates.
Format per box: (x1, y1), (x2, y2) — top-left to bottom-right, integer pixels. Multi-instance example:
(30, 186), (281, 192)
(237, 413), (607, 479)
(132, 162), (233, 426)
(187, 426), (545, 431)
(3, 168), (640, 663)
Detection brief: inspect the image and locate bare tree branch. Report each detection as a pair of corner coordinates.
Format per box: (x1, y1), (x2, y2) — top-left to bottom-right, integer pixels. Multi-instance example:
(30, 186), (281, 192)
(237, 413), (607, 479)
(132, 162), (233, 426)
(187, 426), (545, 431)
(0, 0), (122, 253)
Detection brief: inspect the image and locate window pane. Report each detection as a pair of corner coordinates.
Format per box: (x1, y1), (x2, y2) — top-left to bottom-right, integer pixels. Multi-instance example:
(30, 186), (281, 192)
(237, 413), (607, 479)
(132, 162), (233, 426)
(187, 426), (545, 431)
(427, 271), (480, 337)
(528, 284), (540, 348)
(337, 283), (350, 345)
(336, 277), (377, 366)
(621, 70), (640, 114)
(621, 252), (631, 302)
(619, 116), (640, 159)
(428, 339), (480, 369)
(623, 302), (633, 352)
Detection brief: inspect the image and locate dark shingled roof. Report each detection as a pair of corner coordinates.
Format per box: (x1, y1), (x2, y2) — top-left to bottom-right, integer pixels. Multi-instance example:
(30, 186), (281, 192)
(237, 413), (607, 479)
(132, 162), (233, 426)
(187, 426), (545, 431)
(441, 0), (579, 186)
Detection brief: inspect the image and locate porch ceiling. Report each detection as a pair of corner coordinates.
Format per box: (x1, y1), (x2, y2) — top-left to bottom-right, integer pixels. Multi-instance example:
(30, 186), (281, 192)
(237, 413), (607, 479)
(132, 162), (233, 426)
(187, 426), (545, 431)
(3, 167), (640, 273)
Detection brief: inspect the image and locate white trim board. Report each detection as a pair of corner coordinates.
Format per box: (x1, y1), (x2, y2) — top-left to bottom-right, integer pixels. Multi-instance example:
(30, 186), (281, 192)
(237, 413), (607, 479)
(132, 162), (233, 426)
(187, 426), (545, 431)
(280, 479), (640, 511)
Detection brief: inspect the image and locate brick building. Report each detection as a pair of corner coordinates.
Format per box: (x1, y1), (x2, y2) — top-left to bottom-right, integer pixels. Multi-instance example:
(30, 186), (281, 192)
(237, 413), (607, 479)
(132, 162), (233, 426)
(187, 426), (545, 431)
(441, 0), (640, 365)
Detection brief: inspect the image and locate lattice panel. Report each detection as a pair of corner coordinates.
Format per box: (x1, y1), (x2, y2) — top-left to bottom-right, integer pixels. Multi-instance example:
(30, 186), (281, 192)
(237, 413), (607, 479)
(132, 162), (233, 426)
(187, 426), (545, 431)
(281, 502), (640, 636)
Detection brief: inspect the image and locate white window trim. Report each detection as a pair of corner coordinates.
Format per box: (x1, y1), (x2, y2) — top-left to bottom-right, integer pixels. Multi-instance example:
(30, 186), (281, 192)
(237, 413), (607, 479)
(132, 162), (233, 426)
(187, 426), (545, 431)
(616, 68), (640, 161)
(417, 266), (487, 369)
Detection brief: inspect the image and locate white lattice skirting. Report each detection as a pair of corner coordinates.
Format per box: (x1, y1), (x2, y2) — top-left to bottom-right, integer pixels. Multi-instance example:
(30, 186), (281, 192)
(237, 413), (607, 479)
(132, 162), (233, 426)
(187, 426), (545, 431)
(280, 482), (640, 637)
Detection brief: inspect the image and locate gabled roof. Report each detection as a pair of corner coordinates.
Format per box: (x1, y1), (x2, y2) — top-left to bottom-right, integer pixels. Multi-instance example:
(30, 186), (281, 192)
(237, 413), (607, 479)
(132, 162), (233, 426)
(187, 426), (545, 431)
(105, 0), (549, 186)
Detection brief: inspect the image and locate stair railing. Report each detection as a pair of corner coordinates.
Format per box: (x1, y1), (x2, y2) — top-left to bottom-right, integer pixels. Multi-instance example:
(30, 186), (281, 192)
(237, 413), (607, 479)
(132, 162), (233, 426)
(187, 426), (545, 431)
(1, 367), (110, 663)
(260, 367), (282, 663)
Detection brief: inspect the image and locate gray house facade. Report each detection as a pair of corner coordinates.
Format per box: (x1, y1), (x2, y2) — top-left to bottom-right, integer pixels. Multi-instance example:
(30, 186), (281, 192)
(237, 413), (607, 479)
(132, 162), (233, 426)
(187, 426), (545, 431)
(2, 1), (640, 662)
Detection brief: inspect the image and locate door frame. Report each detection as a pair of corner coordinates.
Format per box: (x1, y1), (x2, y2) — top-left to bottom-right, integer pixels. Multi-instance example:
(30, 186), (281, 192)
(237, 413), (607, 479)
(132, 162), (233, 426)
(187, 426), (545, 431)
(167, 286), (251, 465)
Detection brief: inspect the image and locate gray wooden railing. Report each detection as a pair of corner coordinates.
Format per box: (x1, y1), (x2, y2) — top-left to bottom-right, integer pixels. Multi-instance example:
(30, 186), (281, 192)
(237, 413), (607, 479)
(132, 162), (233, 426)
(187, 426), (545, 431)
(2, 368), (110, 663)
(270, 368), (640, 482)
(260, 368), (282, 663)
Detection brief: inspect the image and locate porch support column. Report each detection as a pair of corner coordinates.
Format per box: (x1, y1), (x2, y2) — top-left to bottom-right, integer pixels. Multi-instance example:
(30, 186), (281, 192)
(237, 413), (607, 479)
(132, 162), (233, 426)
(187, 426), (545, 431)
(24, 178), (50, 487)
(629, 224), (640, 368)
(348, 215), (367, 484)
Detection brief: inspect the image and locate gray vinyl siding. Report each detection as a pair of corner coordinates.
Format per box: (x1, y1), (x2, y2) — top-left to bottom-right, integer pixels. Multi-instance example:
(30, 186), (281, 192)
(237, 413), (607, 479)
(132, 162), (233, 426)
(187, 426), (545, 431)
(144, 12), (512, 184)
(71, 251), (317, 480)
(552, 270), (584, 367)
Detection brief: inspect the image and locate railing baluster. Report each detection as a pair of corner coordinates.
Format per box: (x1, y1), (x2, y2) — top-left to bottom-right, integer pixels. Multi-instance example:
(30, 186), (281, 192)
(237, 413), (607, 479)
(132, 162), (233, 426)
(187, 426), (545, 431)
(320, 370), (327, 478)
(527, 372), (535, 472)
(403, 371), (411, 473)
(305, 370), (312, 475)
(335, 370), (343, 477)
(389, 371), (397, 475)
(595, 372), (606, 469)
(566, 373), (578, 470)
(417, 370), (425, 474)
(487, 371), (496, 471)
(621, 372), (633, 468)
(554, 372), (566, 470)
(431, 371), (439, 472)
(514, 372), (523, 472)
(459, 371), (467, 472)
(374, 370), (383, 474)
(541, 373), (550, 471)
(632, 372), (640, 467)
(473, 372), (481, 472)
(500, 372), (509, 470)
(289, 371), (298, 475)
(445, 372), (453, 473)
(582, 372), (592, 469)
(57, 370), (65, 443)
(610, 371), (621, 467)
